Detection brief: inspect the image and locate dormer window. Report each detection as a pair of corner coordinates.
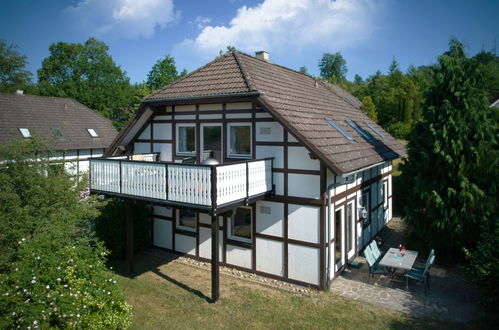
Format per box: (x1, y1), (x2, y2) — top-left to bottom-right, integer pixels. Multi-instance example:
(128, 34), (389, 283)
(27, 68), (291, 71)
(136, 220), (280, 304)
(19, 128), (31, 138)
(87, 128), (99, 137)
(51, 128), (64, 140)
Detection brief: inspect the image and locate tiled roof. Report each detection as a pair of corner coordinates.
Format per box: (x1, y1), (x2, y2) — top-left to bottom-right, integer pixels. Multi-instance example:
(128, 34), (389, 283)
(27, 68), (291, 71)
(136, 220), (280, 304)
(143, 52), (407, 174)
(0, 93), (117, 151)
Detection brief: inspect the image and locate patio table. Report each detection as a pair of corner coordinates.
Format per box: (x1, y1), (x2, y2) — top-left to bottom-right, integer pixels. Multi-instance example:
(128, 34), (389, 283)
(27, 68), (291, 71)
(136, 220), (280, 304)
(379, 248), (418, 270)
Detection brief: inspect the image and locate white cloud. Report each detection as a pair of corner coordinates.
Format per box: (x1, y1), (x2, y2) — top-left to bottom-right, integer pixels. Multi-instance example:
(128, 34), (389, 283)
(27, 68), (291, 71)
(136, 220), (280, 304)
(193, 16), (212, 30)
(66, 0), (179, 39)
(179, 0), (378, 56)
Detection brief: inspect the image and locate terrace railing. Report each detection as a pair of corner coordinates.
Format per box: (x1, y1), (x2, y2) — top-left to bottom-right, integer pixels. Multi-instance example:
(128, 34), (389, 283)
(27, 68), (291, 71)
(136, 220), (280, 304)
(90, 157), (273, 209)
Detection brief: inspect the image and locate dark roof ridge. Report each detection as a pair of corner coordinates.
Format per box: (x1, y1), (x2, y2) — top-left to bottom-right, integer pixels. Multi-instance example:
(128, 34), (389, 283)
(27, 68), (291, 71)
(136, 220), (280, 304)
(145, 52), (239, 100)
(232, 51), (257, 92)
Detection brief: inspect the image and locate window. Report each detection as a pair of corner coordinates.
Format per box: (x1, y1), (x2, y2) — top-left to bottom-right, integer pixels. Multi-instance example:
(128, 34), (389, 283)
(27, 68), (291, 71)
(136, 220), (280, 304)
(346, 202), (354, 252)
(176, 208), (196, 231)
(345, 120), (373, 141)
(176, 125), (195, 155)
(383, 180), (388, 209)
(19, 128), (31, 138)
(335, 208), (343, 264)
(51, 128), (64, 140)
(229, 207), (252, 242)
(364, 121), (385, 139)
(87, 128), (99, 137)
(361, 189), (370, 226)
(325, 118), (356, 143)
(228, 124), (251, 158)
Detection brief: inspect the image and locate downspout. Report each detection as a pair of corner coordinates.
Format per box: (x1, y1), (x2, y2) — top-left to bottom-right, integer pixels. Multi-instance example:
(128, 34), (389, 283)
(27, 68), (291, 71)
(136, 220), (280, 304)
(326, 173), (357, 289)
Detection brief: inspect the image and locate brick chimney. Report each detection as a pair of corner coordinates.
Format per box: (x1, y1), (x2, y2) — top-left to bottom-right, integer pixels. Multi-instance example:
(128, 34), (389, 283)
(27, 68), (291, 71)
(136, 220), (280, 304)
(255, 51), (269, 62)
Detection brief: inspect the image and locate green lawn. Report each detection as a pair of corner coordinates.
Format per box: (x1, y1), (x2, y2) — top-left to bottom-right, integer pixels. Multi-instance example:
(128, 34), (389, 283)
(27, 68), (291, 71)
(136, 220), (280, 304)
(111, 254), (464, 330)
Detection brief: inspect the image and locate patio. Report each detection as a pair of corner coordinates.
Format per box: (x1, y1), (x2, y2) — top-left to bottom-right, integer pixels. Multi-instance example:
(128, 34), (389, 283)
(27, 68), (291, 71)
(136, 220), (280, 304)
(330, 217), (484, 323)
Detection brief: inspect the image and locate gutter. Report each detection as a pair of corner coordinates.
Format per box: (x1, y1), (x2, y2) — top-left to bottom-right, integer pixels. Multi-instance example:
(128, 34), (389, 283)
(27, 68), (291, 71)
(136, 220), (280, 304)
(141, 91), (264, 104)
(339, 161), (386, 179)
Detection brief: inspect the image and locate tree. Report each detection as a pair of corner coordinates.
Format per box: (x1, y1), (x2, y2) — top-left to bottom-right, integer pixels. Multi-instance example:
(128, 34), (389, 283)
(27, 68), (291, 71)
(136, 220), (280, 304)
(37, 37), (134, 123)
(360, 95), (378, 122)
(299, 66), (310, 76)
(219, 45), (237, 57)
(401, 39), (498, 261)
(318, 52), (347, 84)
(0, 39), (33, 93)
(146, 54), (185, 90)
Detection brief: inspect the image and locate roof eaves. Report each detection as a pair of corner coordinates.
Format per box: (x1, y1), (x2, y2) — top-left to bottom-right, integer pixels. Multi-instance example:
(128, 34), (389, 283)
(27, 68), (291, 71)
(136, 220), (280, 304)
(142, 91), (264, 104)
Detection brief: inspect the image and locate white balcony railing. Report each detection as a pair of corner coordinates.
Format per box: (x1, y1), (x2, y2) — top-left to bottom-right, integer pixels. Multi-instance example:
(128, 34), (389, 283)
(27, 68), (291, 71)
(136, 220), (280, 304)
(90, 157), (273, 208)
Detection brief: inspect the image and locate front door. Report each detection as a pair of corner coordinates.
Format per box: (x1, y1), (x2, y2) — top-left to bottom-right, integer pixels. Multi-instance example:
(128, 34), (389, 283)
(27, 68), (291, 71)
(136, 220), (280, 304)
(346, 200), (356, 260)
(334, 206), (345, 271)
(201, 124), (222, 162)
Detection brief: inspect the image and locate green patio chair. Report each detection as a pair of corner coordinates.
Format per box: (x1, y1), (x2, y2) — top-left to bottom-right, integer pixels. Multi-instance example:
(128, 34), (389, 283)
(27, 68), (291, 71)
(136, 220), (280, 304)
(364, 245), (390, 283)
(413, 249), (435, 272)
(369, 240), (382, 261)
(405, 254), (435, 295)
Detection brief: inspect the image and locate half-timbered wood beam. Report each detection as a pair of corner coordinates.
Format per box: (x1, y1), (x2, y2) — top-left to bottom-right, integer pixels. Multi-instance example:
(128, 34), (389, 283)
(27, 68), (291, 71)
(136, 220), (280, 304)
(211, 214), (220, 302)
(126, 199), (134, 273)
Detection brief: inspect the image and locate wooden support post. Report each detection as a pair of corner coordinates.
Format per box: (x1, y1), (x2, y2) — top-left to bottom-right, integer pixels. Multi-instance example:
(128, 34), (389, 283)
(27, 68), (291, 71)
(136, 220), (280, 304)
(126, 199), (134, 274)
(211, 214), (219, 302)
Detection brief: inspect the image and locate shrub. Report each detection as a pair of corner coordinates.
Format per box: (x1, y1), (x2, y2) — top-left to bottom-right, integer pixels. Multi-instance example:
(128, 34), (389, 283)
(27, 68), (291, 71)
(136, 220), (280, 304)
(385, 121), (412, 140)
(0, 234), (132, 329)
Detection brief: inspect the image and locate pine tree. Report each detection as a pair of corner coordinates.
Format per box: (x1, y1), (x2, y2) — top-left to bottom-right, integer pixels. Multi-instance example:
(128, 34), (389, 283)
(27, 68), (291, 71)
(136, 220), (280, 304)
(401, 39), (498, 260)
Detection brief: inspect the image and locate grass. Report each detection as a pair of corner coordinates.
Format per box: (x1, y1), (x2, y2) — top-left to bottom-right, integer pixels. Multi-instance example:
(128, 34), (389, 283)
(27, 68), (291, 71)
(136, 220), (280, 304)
(110, 253), (466, 330)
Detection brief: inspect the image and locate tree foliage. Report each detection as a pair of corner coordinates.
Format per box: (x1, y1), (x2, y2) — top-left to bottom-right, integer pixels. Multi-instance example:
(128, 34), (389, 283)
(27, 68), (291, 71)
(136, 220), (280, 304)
(0, 39), (33, 93)
(0, 140), (132, 327)
(37, 37), (135, 124)
(400, 39), (498, 262)
(319, 52), (347, 84)
(360, 95), (378, 122)
(146, 54), (185, 90)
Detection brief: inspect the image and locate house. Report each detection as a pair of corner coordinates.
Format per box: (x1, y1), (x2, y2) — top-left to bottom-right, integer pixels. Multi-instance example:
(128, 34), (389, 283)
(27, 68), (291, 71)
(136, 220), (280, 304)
(0, 91), (118, 176)
(90, 51), (406, 301)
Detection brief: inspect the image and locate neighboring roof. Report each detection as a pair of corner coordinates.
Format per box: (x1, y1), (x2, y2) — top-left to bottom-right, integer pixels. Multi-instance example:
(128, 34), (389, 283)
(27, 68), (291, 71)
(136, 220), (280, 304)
(137, 52), (406, 174)
(0, 93), (117, 151)
(491, 95), (499, 108)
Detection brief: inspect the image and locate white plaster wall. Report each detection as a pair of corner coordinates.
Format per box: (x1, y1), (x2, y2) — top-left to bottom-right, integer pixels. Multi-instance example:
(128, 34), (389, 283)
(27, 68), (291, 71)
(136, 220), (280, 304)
(255, 122), (283, 142)
(288, 173), (320, 198)
(198, 227), (223, 260)
(288, 204), (320, 243)
(256, 238), (284, 276)
(153, 218), (172, 249)
(273, 172), (284, 195)
(255, 112), (272, 118)
(153, 206), (172, 217)
(175, 105), (195, 112)
(152, 123), (172, 140)
(198, 213), (223, 226)
(288, 244), (320, 285)
(154, 115), (171, 120)
(226, 102), (252, 110)
(79, 160), (89, 173)
(255, 201), (284, 237)
(174, 114), (196, 120)
(134, 142), (150, 154)
(199, 114), (223, 120)
(153, 143), (172, 161)
(287, 146), (320, 171)
(226, 245), (252, 269)
(226, 113), (251, 119)
(287, 133), (298, 143)
(199, 103), (222, 111)
(175, 234), (196, 255)
(138, 125), (151, 139)
(255, 146), (284, 169)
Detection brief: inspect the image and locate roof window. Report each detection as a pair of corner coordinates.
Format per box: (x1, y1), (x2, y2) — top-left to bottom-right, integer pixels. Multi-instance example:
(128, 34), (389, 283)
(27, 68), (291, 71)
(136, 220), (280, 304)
(346, 120), (373, 141)
(19, 128), (31, 138)
(87, 128), (99, 137)
(51, 128), (64, 140)
(325, 118), (356, 143)
(364, 121), (385, 139)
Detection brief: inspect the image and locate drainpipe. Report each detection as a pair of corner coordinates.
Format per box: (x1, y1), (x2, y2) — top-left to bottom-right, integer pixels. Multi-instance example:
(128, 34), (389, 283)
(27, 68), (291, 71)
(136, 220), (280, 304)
(326, 173), (357, 289)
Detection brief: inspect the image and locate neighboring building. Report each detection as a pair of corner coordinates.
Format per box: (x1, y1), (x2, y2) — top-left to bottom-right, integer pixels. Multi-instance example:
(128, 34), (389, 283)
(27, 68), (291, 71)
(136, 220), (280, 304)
(0, 92), (117, 176)
(89, 51), (406, 299)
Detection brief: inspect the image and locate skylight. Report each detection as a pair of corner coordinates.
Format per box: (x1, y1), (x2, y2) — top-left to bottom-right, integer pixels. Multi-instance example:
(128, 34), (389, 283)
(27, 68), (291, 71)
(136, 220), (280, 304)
(346, 120), (373, 141)
(19, 128), (31, 138)
(87, 128), (99, 137)
(364, 121), (385, 139)
(51, 127), (64, 140)
(325, 118), (356, 143)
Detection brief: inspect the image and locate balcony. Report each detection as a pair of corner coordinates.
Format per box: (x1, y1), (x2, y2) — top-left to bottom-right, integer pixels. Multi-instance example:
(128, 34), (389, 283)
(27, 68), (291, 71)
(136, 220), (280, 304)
(89, 155), (274, 212)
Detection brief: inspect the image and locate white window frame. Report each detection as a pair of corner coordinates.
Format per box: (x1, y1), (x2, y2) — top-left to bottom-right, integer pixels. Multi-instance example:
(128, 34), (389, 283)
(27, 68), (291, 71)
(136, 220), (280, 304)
(227, 123), (252, 159)
(176, 209), (197, 232)
(176, 124), (196, 156)
(383, 179), (389, 209)
(228, 206), (252, 243)
(19, 128), (31, 138)
(201, 123), (222, 161)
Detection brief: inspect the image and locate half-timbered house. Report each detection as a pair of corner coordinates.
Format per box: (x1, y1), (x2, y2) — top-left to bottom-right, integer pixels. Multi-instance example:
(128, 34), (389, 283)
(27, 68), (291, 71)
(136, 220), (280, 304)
(90, 51), (406, 301)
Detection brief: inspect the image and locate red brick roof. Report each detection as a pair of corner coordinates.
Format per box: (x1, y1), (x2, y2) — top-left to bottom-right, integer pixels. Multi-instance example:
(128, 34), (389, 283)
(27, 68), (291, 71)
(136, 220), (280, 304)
(145, 52), (406, 174)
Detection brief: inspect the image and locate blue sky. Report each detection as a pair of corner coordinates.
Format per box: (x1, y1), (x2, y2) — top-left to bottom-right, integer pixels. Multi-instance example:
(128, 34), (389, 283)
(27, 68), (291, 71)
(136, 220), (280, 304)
(1, 0), (497, 84)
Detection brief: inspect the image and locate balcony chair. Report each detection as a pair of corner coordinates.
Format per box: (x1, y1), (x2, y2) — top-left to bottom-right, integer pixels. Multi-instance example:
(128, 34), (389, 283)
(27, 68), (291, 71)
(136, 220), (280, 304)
(405, 252), (435, 295)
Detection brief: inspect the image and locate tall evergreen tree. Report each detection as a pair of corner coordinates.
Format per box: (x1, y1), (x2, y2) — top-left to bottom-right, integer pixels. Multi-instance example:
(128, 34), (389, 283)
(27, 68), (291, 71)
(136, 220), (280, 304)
(401, 39), (498, 259)
(0, 40), (33, 93)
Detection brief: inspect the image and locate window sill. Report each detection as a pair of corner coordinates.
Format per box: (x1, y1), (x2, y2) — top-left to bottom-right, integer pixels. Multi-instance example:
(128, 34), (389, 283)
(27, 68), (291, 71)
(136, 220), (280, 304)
(226, 238), (252, 249)
(175, 228), (197, 236)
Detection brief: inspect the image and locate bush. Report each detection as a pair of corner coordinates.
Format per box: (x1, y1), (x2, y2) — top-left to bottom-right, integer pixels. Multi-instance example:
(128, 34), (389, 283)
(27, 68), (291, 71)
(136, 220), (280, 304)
(385, 121), (413, 140)
(0, 235), (132, 329)
(94, 198), (151, 259)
